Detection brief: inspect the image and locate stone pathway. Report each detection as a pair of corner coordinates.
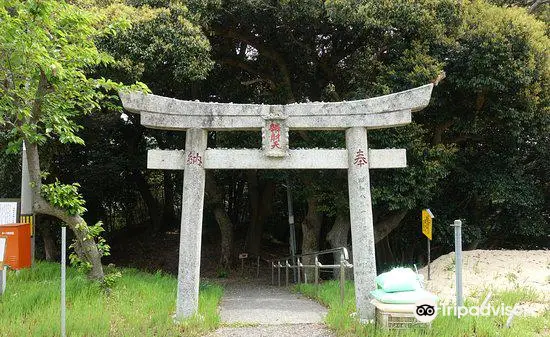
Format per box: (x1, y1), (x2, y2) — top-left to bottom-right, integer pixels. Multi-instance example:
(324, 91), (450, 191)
(207, 324), (333, 337)
(206, 280), (334, 337)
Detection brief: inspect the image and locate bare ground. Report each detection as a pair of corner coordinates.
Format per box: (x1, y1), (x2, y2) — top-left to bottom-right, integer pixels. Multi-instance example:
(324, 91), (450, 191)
(419, 249), (550, 315)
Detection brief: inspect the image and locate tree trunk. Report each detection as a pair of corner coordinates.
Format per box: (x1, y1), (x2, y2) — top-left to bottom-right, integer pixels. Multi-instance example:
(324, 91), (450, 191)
(246, 171), (260, 254)
(132, 170), (163, 233)
(374, 211), (408, 244)
(327, 213), (350, 279)
(161, 171), (176, 230)
(529, 0), (548, 14)
(25, 141), (105, 281)
(38, 216), (59, 261)
(214, 206), (233, 269)
(205, 173), (234, 269)
(124, 121), (166, 232)
(245, 172), (275, 256)
(301, 197), (323, 282)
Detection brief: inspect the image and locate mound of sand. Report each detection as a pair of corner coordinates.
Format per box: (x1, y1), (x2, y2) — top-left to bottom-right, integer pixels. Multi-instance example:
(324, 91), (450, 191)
(419, 250), (550, 316)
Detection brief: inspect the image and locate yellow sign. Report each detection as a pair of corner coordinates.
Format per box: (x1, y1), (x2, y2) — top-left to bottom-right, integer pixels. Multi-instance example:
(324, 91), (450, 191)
(422, 209), (434, 240)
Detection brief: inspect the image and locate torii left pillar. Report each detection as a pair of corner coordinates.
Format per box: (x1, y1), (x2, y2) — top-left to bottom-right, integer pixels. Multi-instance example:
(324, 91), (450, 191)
(176, 128), (207, 319)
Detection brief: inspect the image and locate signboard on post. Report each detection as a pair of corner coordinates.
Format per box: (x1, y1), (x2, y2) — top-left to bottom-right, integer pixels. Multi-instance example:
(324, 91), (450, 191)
(239, 253), (249, 276)
(422, 209), (434, 240)
(422, 209), (434, 280)
(0, 200), (19, 225)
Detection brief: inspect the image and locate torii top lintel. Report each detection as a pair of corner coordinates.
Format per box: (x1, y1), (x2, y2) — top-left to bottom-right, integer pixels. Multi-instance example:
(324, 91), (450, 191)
(119, 84), (433, 131)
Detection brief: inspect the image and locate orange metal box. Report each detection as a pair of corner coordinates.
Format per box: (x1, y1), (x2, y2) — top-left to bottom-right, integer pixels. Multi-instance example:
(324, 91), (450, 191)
(0, 223), (31, 270)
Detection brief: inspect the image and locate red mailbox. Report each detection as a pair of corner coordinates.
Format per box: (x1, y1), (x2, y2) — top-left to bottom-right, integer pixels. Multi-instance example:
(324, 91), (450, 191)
(0, 223), (31, 270)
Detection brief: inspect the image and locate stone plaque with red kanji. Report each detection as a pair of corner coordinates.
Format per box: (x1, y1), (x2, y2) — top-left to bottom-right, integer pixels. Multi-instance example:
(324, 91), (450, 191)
(262, 119), (289, 157)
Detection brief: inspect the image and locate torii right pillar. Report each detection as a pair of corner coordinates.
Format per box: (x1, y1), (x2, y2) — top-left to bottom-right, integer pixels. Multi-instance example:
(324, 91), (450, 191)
(346, 127), (377, 322)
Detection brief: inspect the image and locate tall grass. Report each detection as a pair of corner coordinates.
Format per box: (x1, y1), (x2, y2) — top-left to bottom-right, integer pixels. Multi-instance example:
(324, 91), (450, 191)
(0, 262), (223, 337)
(295, 280), (549, 337)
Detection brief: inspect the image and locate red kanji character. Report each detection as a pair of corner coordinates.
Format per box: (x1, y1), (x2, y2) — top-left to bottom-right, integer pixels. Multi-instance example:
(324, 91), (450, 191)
(195, 153), (203, 166)
(268, 122), (282, 149)
(269, 122), (281, 133)
(354, 149), (368, 167)
(186, 151), (203, 166)
(186, 152), (194, 165)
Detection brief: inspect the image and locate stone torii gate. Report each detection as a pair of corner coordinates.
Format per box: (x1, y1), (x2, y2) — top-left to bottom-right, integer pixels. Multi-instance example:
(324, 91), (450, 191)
(119, 83), (434, 322)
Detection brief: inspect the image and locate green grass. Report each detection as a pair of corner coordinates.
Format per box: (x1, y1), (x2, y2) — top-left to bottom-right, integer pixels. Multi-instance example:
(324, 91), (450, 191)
(295, 281), (550, 337)
(491, 287), (542, 304)
(0, 261), (223, 337)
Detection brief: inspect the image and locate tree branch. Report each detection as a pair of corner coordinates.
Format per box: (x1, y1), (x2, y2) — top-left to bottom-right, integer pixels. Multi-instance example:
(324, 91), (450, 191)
(30, 69), (54, 123)
(24, 140), (105, 280)
(432, 120), (455, 145)
(219, 58), (276, 90)
(529, 0), (548, 13)
(211, 26), (295, 102)
(374, 211), (408, 243)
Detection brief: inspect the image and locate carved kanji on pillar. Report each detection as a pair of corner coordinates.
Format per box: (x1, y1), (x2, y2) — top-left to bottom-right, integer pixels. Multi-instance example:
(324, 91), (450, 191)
(186, 151), (203, 166)
(354, 149), (368, 167)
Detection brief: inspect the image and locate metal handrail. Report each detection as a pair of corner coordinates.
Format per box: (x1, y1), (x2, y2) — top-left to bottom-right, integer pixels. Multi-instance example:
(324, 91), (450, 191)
(272, 246), (350, 263)
(270, 247), (353, 305)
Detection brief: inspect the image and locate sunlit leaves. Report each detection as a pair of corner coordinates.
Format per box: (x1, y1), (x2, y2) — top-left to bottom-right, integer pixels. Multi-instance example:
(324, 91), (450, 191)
(0, 0), (128, 152)
(41, 180), (87, 216)
(97, 0), (213, 88)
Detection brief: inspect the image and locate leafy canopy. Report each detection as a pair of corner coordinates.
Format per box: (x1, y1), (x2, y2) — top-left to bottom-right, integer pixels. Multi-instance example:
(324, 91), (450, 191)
(0, 0), (145, 152)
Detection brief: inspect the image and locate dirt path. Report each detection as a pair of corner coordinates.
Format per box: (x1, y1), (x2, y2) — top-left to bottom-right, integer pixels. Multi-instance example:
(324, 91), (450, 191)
(206, 280), (334, 337)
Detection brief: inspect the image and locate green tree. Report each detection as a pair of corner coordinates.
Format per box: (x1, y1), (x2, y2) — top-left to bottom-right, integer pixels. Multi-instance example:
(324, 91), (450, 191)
(0, 0), (144, 280)
(185, 0), (548, 263)
(422, 1), (549, 248)
(187, 0), (459, 261)
(45, 0), (216, 263)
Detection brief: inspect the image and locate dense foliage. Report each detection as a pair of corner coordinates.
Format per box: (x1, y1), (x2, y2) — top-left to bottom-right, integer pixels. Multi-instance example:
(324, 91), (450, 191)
(1, 0), (548, 272)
